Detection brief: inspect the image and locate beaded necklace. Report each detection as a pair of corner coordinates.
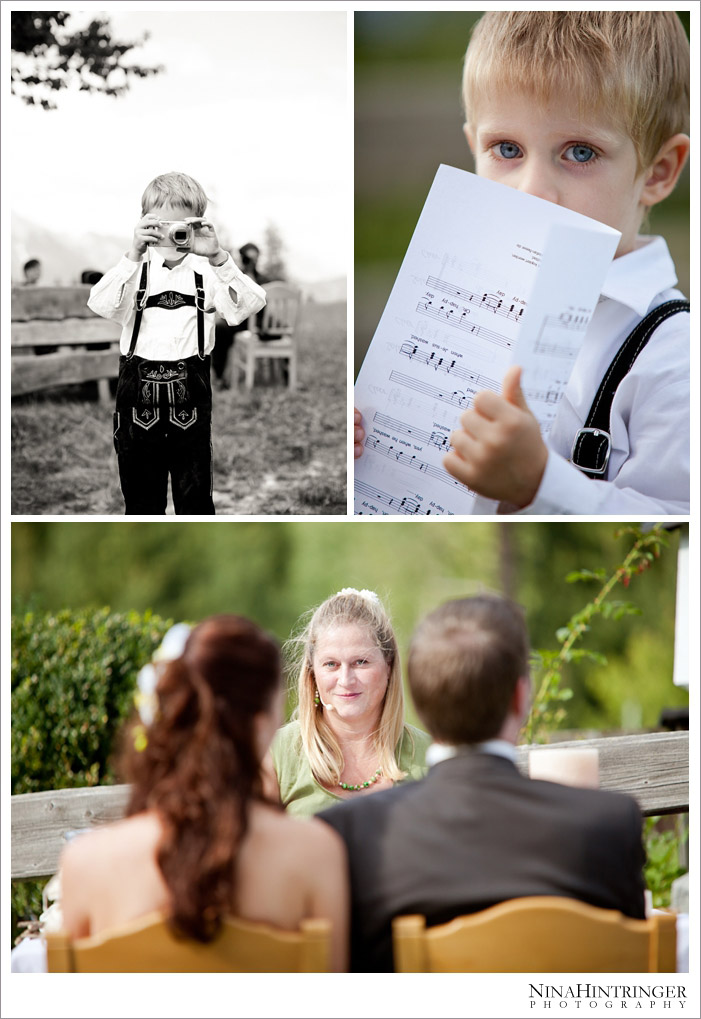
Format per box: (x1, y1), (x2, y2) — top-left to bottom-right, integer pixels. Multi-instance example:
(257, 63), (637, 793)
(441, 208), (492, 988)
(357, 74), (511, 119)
(339, 768), (382, 791)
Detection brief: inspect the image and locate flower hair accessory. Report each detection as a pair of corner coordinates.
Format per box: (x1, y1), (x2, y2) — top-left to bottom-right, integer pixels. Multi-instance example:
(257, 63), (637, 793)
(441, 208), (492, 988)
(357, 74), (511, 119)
(133, 623), (191, 747)
(335, 587), (381, 603)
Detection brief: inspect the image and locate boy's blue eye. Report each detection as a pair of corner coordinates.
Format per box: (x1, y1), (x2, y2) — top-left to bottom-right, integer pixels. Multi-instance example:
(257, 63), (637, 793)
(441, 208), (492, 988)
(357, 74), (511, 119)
(498, 142), (521, 159)
(565, 145), (596, 163)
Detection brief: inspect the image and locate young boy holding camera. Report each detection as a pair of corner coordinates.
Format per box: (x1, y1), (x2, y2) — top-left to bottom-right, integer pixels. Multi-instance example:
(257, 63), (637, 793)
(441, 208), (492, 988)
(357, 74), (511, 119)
(89, 172), (266, 514)
(356, 12), (690, 515)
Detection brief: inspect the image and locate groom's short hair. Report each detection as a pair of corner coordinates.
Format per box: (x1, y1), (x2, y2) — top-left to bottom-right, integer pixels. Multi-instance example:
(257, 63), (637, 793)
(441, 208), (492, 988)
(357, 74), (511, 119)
(407, 595), (530, 744)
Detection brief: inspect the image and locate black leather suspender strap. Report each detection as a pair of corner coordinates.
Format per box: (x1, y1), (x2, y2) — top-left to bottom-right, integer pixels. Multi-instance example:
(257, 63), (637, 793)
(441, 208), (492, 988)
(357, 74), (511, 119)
(126, 266), (207, 360)
(126, 261), (149, 360)
(571, 299), (690, 479)
(194, 272), (206, 360)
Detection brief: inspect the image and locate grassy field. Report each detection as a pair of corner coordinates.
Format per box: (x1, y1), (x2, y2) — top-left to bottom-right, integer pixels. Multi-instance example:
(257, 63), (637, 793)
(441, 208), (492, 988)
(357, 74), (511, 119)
(11, 300), (347, 515)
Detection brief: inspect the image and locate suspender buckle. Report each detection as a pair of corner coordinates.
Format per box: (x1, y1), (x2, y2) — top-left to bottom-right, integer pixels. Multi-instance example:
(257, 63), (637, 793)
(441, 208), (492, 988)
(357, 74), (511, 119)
(570, 427), (611, 476)
(195, 285), (206, 312)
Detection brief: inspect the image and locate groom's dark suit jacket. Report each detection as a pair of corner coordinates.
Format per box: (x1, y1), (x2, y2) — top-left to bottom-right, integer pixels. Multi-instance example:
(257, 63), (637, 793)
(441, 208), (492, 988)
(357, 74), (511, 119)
(319, 751), (646, 972)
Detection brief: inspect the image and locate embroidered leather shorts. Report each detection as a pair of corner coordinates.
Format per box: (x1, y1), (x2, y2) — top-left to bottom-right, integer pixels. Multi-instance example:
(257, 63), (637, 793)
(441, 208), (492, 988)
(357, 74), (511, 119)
(114, 354), (212, 432)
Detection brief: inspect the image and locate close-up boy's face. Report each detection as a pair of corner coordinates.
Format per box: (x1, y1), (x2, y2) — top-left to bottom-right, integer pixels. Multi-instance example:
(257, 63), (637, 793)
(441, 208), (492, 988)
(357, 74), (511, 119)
(466, 89), (648, 258)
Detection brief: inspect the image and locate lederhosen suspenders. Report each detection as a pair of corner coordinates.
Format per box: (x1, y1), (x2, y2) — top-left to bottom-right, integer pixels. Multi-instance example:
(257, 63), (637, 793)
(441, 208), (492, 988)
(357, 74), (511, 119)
(570, 299), (690, 479)
(125, 260), (207, 360)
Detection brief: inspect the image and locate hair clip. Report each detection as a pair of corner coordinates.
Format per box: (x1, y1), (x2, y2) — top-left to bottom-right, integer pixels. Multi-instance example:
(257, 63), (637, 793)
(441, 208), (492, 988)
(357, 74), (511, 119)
(134, 623), (192, 727)
(335, 587), (381, 603)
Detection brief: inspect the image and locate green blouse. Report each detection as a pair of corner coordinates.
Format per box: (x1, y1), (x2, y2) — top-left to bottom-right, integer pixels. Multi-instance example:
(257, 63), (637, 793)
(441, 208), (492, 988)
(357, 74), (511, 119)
(270, 719), (431, 817)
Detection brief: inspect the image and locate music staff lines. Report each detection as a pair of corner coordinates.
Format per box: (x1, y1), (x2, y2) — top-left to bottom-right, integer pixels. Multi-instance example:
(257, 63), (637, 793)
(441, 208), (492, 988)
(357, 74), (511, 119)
(524, 388), (564, 406)
(399, 342), (499, 392)
(364, 436), (469, 494)
(533, 338), (579, 360)
(417, 301), (513, 349)
(373, 411), (452, 453)
(355, 479), (432, 516)
(389, 370), (494, 409)
(426, 275), (526, 323)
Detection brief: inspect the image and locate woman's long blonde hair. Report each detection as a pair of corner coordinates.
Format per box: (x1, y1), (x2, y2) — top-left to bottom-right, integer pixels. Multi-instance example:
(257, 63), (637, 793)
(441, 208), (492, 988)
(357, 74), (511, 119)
(286, 589), (409, 786)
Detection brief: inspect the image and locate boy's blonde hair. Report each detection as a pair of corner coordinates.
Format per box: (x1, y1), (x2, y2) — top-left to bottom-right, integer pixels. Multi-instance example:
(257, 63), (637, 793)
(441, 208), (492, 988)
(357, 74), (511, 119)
(286, 588), (409, 786)
(462, 12), (689, 171)
(141, 172), (209, 216)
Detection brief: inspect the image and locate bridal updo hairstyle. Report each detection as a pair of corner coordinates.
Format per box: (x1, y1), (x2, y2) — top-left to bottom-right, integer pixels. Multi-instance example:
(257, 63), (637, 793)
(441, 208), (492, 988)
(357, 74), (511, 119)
(121, 615), (281, 942)
(288, 589), (409, 787)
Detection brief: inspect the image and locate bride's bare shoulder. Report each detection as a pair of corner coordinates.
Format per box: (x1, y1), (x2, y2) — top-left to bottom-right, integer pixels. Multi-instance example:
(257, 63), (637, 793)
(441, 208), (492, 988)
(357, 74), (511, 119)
(252, 804), (345, 861)
(61, 812), (161, 873)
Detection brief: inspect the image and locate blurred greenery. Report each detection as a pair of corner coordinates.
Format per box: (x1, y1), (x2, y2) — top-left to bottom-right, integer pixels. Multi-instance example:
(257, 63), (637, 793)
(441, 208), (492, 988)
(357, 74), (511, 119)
(644, 816), (688, 909)
(354, 11), (691, 373)
(11, 607), (173, 794)
(11, 607), (172, 943)
(11, 521), (688, 734)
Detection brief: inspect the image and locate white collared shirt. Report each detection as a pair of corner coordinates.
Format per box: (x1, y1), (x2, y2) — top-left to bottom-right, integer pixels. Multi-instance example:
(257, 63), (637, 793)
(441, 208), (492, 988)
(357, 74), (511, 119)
(426, 739), (516, 767)
(88, 249), (267, 360)
(522, 235), (689, 515)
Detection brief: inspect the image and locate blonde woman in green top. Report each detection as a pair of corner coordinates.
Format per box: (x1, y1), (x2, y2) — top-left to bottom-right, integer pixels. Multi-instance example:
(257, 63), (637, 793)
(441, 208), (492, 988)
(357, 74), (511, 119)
(263, 589), (431, 817)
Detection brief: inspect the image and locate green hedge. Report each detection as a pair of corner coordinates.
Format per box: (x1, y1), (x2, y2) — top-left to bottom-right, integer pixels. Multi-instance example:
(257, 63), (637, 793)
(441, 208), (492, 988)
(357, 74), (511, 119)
(11, 607), (173, 942)
(12, 607), (173, 794)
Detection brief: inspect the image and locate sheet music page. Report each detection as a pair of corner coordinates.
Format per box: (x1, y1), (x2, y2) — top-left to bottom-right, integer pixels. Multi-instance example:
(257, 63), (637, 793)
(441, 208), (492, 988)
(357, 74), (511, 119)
(354, 165), (620, 516)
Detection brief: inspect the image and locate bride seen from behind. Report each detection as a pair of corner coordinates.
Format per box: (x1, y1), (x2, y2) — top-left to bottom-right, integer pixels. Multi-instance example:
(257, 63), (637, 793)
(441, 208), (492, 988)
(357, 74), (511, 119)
(59, 615), (349, 971)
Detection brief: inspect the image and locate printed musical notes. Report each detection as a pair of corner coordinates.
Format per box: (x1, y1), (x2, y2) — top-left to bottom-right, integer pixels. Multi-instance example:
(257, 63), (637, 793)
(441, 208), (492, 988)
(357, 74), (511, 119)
(373, 411), (453, 453)
(389, 370), (473, 411)
(522, 388), (562, 407)
(355, 479), (439, 516)
(365, 436), (470, 492)
(354, 164), (621, 515)
(417, 300), (512, 350)
(399, 342), (499, 392)
(426, 276), (526, 323)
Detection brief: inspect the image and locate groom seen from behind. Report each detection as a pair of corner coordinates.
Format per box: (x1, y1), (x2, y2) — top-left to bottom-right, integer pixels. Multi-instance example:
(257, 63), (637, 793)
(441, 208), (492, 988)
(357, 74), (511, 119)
(319, 595), (646, 972)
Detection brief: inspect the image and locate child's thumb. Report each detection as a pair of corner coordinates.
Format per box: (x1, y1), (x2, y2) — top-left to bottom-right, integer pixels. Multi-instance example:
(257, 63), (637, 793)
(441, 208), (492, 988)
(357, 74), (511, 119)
(502, 364), (529, 410)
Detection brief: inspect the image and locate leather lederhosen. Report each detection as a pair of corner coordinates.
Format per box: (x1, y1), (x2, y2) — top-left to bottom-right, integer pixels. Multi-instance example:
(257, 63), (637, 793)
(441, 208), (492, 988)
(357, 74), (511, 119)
(112, 261), (215, 514)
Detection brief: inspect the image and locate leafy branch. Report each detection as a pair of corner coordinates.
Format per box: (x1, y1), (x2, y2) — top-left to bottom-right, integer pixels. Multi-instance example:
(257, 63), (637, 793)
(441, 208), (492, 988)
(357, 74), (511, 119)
(644, 816), (687, 908)
(11, 12), (162, 110)
(524, 525), (670, 744)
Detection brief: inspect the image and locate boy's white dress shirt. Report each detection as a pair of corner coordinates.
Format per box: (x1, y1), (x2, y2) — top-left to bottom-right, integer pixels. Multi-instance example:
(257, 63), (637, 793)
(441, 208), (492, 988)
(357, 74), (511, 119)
(87, 249), (266, 361)
(523, 235), (689, 515)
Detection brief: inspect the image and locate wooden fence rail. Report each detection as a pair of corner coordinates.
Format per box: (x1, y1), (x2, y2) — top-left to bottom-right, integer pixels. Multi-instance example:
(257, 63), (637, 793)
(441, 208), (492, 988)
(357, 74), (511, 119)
(11, 286), (121, 403)
(11, 731), (688, 881)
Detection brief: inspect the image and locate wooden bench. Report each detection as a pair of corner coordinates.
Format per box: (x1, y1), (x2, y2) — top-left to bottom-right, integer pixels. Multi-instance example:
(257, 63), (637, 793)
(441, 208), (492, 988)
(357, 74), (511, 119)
(11, 731), (688, 882)
(11, 286), (121, 403)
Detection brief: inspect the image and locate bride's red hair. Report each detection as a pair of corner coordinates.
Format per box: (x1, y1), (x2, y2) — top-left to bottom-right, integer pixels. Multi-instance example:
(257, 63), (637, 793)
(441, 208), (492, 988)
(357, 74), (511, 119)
(121, 615), (281, 942)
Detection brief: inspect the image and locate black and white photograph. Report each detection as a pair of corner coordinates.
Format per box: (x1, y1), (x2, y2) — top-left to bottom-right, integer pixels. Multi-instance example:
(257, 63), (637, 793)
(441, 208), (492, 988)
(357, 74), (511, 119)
(9, 9), (347, 515)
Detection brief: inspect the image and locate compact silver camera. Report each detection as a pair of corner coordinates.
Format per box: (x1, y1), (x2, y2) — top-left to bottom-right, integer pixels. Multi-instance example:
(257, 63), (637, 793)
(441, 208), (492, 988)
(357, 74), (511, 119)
(158, 219), (205, 249)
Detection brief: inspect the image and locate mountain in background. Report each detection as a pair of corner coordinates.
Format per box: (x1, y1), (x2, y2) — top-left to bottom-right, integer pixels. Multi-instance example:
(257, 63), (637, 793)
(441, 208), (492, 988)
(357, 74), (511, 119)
(12, 213), (126, 286)
(11, 213), (345, 304)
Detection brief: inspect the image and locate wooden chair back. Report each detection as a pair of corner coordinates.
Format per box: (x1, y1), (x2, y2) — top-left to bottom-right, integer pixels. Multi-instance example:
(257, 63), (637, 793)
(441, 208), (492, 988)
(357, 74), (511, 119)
(233, 281), (301, 389)
(255, 281), (301, 339)
(392, 898), (676, 973)
(46, 911), (331, 972)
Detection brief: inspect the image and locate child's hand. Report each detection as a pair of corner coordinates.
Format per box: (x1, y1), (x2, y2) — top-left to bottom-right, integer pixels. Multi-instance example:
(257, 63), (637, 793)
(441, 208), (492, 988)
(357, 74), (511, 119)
(187, 219), (226, 264)
(443, 365), (547, 508)
(128, 214), (163, 260)
(354, 408), (365, 459)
